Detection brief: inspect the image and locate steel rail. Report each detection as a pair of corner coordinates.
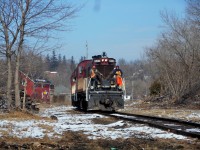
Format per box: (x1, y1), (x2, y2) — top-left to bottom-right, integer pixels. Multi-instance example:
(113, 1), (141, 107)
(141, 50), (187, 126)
(99, 111), (200, 139)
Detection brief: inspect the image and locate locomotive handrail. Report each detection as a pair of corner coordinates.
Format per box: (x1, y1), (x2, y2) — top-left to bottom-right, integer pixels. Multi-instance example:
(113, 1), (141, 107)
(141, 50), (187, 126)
(87, 78), (91, 88)
(122, 78), (126, 97)
(86, 78), (91, 101)
(122, 78), (125, 90)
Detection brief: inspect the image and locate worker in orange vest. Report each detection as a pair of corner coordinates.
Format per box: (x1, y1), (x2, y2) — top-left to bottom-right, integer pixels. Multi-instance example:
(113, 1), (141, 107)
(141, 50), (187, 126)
(113, 66), (123, 90)
(90, 65), (101, 90)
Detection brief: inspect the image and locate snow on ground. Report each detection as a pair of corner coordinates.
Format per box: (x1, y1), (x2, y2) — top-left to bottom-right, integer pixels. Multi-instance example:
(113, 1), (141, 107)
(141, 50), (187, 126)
(0, 106), (194, 140)
(187, 112), (200, 120)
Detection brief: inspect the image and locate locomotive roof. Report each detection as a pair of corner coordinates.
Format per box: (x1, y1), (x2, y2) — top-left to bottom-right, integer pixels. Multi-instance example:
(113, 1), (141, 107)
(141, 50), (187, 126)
(77, 59), (92, 67)
(19, 70), (52, 84)
(70, 53), (116, 80)
(34, 79), (51, 84)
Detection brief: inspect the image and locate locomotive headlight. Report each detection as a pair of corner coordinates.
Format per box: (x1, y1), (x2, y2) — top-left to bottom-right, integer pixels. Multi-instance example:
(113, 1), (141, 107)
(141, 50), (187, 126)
(94, 59), (100, 63)
(105, 59), (108, 62)
(109, 59), (115, 62)
(102, 59), (104, 62)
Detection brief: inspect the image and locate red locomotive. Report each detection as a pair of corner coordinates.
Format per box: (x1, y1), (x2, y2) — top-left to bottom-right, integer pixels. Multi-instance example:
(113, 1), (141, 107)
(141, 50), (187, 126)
(70, 52), (125, 111)
(19, 71), (54, 103)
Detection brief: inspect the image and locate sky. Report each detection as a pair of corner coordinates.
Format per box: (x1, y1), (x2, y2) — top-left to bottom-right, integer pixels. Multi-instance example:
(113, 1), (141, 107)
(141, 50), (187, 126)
(56, 0), (186, 62)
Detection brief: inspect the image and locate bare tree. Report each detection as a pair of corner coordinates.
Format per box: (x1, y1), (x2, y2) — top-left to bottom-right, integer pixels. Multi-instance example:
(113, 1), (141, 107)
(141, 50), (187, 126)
(146, 10), (200, 102)
(186, 0), (200, 27)
(0, 59), (7, 92)
(20, 49), (46, 79)
(0, 1), (20, 107)
(0, 0), (79, 109)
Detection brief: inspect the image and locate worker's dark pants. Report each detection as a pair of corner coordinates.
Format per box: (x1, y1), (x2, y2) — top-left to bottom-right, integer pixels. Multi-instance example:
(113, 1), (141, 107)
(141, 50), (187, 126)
(91, 76), (101, 88)
(91, 77), (98, 87)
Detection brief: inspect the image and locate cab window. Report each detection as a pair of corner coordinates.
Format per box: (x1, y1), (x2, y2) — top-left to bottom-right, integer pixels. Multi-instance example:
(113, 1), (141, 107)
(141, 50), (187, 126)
(35, 83), (41, 87)
(79, 66), (82, 74)
(43, 84), (50, 88)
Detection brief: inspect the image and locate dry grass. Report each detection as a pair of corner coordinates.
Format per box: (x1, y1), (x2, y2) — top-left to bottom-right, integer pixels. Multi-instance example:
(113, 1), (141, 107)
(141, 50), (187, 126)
(0, 111), (39, 120)
(123, 100), (200, 123)
(0, 110), (52, 122)
(0, 129), (9, 136)
(37, 124), (55, 134)
(124, 107), (187, 116)
(92, 117), (118, 125)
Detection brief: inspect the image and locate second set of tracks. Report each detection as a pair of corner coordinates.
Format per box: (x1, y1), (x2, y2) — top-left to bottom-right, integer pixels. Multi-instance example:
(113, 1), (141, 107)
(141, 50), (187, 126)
(96, 111), (200, 139)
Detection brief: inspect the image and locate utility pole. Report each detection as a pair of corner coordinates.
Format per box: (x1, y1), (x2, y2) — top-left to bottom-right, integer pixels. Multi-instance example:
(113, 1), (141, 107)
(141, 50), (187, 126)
(86, 41), (88, 59)
(131, 80), (134, 100)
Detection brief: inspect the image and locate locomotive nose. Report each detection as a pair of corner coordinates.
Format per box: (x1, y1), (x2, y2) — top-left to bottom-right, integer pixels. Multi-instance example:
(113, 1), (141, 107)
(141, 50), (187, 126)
(100, 98), (113, 108)
(105, 98), (113, 105)
(101, 80), (110, 88)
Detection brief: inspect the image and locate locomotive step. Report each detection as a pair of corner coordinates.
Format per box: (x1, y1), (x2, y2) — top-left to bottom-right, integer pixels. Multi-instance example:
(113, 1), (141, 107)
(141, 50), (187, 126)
(89, 91), (123, 94)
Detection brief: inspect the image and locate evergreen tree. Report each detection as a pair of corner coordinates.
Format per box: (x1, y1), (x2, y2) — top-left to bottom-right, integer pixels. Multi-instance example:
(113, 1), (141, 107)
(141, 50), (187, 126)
(45, 54), (51, 70)
(58, 54), (62, 65)
(62, 55), (67, 65)
(50, 50), (58, 71)
(79, 56), (86, 62)
(70, 56), (76, 71)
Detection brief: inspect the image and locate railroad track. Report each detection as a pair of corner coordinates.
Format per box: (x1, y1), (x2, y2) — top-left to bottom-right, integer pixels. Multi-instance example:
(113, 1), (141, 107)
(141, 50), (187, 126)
(98, 111), (200, 139)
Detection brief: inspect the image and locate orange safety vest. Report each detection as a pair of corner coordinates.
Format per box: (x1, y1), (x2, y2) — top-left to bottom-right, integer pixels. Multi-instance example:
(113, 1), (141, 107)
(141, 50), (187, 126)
(90, 69), (96, 78)
(115, 70), (122, 86)
(116, 76), (123, 86)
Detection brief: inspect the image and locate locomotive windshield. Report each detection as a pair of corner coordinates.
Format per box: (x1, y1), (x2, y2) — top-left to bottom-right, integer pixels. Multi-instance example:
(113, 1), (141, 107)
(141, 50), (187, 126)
(93, 57), (116, 78)
(96, 65), (114, 78)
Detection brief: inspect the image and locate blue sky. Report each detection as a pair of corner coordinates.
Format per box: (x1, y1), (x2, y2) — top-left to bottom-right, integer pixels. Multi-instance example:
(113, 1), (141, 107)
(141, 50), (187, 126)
(57, 0), (186, 62)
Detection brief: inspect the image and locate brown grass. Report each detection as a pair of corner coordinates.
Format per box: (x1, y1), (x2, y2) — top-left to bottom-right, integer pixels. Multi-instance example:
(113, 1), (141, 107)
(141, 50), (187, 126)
(92, 117), (118, 125)
(37, 124), (54, 133)
(0, 110), (51, 121)
(0, 130), (9, 136)
(123, 100), (200, 123)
